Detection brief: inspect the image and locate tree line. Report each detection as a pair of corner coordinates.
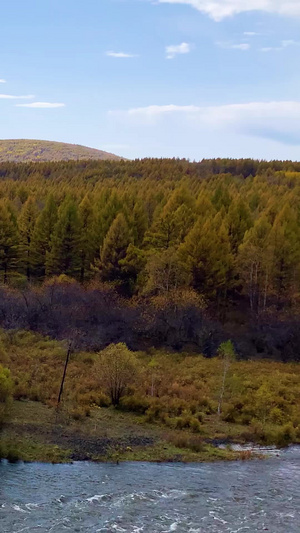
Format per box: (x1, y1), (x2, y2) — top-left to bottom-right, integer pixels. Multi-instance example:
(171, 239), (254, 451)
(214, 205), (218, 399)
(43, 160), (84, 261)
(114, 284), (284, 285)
(0, 158), (299, 359)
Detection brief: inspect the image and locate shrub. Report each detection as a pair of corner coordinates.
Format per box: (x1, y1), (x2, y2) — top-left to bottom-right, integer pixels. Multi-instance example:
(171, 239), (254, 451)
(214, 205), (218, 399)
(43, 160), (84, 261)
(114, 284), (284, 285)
(120, 394), (151, 414)
(189, 417), (202, 433)
(167, 433), (204, 453)
(95, 343), (138, 406)
(176, 414), (193, 430)
(0, 365), (13, 427)
(269, 407), (285, 424)
(70, 405), (91, 420)
(275, 423), (295, 447)
(94, 392), (111, 407)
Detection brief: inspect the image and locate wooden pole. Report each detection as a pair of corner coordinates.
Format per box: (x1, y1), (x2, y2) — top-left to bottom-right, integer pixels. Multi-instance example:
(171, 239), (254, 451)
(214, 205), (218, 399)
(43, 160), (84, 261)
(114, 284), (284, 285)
(56, 340), (72, 410)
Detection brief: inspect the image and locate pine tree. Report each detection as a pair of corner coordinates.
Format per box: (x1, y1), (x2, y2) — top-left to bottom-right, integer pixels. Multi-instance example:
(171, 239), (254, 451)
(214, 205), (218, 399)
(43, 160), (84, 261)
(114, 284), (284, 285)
(237, 216), (273, 313)
(119, 244), (146, 294)
(179, 217), (233, 298)
(95, 190), (123, 249)
(270, 203), (300, 307)
(0, 201), (19, 282)
(31, 194), (58, 278)
(227, 198), (253, 253)
(46, 198), (81, 278)
(78, 195), (96, 282)
(144, 212), (179, 250)
(18, 197), (38, 281)
(144, 247), (191, 294)
(131, 201), (148, 246)
(144, 186), (195, 249)
(195, 191), (216, 219)
(144, 204), (194, 250)
(100, 213), (132, 282)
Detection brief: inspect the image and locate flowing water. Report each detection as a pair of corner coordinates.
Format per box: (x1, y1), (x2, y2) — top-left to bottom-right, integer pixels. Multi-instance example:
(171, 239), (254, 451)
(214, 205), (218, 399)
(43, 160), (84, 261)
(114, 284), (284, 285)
(1, 447), (300, 532)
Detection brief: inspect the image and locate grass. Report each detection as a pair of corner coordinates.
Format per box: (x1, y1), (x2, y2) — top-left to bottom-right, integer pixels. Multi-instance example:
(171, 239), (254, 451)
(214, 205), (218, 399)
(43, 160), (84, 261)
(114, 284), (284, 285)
(0, 433), (70, 463)
(0, 400), (255, 464)
(2, 328), (300, 463)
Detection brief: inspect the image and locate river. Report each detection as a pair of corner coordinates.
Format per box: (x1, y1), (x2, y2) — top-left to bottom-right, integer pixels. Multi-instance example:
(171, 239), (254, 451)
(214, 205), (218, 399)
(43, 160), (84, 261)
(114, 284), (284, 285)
(1, 447), (300, 532)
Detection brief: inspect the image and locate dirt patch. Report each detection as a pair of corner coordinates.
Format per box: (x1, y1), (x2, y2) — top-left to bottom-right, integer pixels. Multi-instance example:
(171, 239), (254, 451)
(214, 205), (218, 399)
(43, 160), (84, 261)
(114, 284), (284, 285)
(8, 421), (156, 460)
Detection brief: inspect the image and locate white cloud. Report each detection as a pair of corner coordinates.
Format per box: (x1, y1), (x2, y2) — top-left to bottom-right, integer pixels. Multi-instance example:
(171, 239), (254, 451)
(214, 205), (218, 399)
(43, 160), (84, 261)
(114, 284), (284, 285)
(156, 0), (300, 21)
(260, 39), (300, 51)
(232, 43), (250, 50)
(216, 42), (250, 50)
(243, 31), (258, 36)
(282, 39), (300, 47)
(16, 102), (65, 108)
(0, 79), (6, 83)
(0, 94), (34, 99)
(165, 42), (191, 59)
(260, 47), (280, 51)
(112, 101), (300, 144)
(106, 51), (138, 58)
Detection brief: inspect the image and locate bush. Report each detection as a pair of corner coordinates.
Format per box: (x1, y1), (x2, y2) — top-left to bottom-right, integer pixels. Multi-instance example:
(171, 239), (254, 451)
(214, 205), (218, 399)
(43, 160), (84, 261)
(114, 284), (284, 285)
(95, 343), (138, 406)
(190, 417), (202, 433)
(270, 407), (285, 425)
(175, 413), (202, 432)
(167, 433), (204, 453)
(120, 394), (151, 414)
(145, 402), (164, 422)
(70, 405), (91, 420)
(0, 365), (13, 427)
(275, 423), (295, 447)
(94, 392), (111, 408)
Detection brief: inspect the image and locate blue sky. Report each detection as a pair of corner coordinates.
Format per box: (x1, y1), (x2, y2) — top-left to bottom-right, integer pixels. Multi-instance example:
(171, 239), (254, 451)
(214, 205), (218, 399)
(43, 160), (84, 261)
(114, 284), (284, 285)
(1, 0), (300, 160)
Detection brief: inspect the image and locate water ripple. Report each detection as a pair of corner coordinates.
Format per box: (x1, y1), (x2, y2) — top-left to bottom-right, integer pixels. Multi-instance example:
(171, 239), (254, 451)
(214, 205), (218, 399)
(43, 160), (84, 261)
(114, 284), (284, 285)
(1, 448), (300, 532)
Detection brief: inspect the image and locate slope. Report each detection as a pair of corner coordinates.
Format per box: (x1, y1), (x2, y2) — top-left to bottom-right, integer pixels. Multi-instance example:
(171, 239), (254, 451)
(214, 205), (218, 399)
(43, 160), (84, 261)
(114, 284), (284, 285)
(0, 139), (123, 162)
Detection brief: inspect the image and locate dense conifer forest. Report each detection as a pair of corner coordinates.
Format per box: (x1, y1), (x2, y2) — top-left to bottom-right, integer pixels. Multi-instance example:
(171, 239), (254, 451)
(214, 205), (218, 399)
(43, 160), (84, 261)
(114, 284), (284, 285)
(0, 157), (299, 361)
(1, 156), (300, 461)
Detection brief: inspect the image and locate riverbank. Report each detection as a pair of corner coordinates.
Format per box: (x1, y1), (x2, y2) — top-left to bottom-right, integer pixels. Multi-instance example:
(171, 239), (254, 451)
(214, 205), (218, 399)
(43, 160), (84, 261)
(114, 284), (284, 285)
(1, 400), (261, 464)
(2, 330), (300, 463)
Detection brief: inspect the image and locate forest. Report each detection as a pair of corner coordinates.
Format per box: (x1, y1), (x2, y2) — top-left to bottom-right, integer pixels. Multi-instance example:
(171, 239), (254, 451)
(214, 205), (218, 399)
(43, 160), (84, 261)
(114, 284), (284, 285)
(0, 156), (300, 461)
(0, 157), (298, 360)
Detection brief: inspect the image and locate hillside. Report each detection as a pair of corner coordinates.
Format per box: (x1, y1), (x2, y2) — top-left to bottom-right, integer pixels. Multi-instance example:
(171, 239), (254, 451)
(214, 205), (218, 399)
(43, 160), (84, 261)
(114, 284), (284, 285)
(0, 139), (123, 163)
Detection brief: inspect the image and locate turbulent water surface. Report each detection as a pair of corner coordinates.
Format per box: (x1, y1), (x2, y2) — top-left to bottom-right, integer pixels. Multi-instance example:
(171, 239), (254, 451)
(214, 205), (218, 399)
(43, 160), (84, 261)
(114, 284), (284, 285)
(1, 447), (300, 532)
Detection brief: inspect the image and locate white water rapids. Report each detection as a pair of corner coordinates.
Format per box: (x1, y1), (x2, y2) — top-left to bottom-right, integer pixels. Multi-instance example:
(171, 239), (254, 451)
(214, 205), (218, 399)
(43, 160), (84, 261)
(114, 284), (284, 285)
(1, 447), (300, 532)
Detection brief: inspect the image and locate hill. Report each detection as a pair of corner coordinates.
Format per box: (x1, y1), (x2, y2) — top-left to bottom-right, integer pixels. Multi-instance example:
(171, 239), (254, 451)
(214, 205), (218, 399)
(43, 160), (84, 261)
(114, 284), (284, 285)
(0, 139), (123, 163)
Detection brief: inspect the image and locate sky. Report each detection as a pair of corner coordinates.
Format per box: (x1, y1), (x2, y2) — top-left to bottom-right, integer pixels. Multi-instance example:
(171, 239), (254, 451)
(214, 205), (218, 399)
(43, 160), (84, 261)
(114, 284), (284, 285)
(1, 0), (300, 160)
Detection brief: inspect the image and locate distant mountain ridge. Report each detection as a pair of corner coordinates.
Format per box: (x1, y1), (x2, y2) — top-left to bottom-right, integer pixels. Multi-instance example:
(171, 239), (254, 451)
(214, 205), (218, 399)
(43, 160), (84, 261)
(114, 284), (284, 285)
(0, 139), (123, 163)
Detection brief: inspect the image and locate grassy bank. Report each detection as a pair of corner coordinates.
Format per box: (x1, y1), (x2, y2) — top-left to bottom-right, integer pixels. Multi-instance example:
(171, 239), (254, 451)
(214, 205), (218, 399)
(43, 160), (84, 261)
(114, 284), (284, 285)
(1, 400), (247, 463)
(1, 329), (300, 464)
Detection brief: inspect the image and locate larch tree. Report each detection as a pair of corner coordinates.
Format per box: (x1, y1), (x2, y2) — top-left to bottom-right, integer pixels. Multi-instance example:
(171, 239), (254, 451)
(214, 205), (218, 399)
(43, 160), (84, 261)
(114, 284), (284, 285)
(144, 186), (195, 250)
(179, 217), (233, 299)
(31, 194), (58, 278)
(18, 197), (38, 281)
(227, 198), (253, 253)
(237, 216), (273, 313)
(46, 198), (81, 278)
(270, 203), (300, 307)
(0, 201), (19, 283)
(144, 247), (191, 295)
(95, 190), (123, 249)
(99, 212), (132, 282)
(131, 201), (148, 246)
(78, 195), (97, 282)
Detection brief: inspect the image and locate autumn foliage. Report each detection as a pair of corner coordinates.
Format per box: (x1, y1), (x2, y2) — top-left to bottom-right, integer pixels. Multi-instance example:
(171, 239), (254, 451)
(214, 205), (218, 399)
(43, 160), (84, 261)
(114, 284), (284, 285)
(0, 158), (298, 359)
